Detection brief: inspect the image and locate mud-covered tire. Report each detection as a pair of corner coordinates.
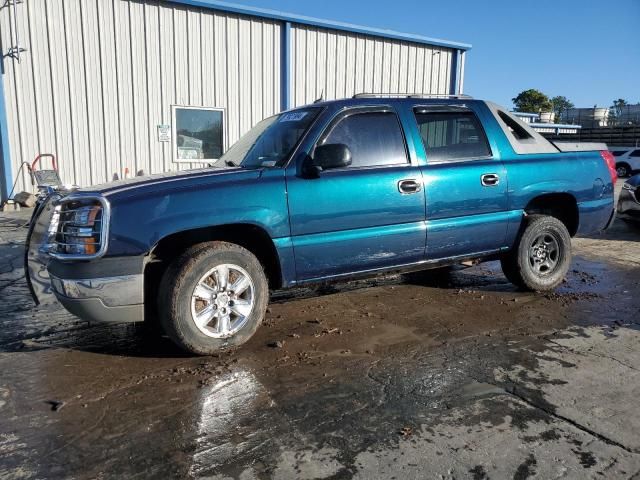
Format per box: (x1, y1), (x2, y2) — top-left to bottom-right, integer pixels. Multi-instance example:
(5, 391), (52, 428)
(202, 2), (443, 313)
(158, 242), (268, 355)
(500, 215), (572, 292)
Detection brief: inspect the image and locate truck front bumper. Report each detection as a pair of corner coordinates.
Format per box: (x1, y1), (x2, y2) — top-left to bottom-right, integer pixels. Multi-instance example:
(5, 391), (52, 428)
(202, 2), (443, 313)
(50, 273), (144, 323)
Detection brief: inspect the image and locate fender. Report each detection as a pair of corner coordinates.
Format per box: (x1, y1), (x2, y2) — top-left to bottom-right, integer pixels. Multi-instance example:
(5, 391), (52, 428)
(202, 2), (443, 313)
(104, 168), (290, 257)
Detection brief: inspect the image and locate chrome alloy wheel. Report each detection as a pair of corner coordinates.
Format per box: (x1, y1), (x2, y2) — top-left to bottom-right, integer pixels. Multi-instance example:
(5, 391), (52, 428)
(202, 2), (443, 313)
(190, 264), (255, 338)
(528, 232), (560, 275)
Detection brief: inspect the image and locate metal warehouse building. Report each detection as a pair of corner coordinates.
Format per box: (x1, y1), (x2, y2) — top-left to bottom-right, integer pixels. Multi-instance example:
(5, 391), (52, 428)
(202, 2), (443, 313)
(0, 0), (471, 200)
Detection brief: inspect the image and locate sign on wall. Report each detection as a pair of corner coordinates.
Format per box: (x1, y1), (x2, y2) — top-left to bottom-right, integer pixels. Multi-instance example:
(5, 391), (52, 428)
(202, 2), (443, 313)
(157, 125), (171, 142)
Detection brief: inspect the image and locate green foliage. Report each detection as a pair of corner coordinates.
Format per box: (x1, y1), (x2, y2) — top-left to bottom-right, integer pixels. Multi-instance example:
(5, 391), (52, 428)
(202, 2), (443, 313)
(512, 89), (553, 113)
(610, 98), (628, 118)
(550, 96), (574, 118)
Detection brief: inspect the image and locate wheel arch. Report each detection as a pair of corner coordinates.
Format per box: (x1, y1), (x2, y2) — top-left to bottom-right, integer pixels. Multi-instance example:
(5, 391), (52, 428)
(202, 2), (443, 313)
(148, 223), (284, 290)
(524, 192), (579, 237)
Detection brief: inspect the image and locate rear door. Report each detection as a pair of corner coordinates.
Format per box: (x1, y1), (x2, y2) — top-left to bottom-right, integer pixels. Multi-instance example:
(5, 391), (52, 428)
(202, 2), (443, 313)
(411, 105), (510, 259)
(286, 106), (426, 281)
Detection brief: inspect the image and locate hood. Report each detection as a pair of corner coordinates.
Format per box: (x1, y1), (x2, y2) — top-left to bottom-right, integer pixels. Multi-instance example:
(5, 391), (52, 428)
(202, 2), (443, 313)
(76, 166), (252, 196)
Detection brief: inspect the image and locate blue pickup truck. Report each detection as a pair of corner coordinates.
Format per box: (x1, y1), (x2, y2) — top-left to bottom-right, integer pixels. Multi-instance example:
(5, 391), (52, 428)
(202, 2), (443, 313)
(27, 95), (617, 354)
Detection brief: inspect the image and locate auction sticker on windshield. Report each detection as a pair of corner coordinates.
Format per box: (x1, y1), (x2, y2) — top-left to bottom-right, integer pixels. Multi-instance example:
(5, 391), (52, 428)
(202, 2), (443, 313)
(280, 112), (308, 122)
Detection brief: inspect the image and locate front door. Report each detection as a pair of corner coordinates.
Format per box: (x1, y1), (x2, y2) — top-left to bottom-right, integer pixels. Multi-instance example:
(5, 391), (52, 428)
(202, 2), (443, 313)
(412, 106), (510, 259)
(286, 107), (427, 282)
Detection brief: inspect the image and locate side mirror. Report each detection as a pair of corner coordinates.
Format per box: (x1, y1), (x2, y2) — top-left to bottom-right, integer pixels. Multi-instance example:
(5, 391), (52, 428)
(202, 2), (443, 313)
(313, 143), (352, 171)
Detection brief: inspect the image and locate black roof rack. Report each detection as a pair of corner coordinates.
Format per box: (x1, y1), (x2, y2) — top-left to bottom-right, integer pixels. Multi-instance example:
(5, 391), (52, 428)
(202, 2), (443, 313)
(352, 93), (473, 99)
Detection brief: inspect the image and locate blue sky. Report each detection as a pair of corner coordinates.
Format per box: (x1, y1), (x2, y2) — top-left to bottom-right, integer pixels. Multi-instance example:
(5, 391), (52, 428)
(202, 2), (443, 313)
(231, 0), (639, 109)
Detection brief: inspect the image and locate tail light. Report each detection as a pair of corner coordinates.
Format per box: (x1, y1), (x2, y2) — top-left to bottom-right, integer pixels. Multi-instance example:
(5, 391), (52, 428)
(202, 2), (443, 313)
(600, 150), (617, 184)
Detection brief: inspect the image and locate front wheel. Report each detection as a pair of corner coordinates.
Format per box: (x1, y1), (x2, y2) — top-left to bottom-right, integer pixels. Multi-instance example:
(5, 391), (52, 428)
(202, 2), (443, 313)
(500, 215), (572, 291)
(158, 242), (269, 355)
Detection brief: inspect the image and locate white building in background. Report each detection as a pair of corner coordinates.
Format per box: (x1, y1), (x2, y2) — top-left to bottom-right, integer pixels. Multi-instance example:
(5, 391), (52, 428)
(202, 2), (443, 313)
(0, 0), (471, 200)
(512, 112), (581, 135)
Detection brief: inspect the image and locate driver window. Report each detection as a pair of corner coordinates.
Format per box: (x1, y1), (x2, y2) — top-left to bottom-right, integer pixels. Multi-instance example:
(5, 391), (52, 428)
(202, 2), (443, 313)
(319, 112), (409, 168)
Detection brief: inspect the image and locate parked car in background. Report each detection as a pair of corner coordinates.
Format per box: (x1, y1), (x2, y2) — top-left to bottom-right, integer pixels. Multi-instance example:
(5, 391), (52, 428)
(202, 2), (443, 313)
(617, 174), (640, 221)
(27, 95), (617, 355)
(611, 148), (640, 177)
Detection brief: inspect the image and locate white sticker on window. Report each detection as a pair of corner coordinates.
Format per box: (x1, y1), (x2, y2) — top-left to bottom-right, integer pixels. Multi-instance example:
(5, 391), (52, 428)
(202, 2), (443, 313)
(280, 112), (307, 122)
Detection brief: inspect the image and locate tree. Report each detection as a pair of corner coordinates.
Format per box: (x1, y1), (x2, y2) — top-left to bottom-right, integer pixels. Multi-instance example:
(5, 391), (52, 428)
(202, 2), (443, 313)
(512, 89), (553, 113)
(611, 98), (628, 117)
(550, 96), (574, 120)
(608, 99), (628, 125)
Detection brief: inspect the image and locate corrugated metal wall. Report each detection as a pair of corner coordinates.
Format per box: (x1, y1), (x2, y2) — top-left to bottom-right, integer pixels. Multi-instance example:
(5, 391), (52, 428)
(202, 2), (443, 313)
(290, 24), (455, 107)
(0, 0), (281, 193)
(0, 0), (464, 195)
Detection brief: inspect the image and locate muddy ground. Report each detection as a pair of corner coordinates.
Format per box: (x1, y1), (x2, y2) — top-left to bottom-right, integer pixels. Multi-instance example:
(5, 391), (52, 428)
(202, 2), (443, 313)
(1, 187), (639, 479)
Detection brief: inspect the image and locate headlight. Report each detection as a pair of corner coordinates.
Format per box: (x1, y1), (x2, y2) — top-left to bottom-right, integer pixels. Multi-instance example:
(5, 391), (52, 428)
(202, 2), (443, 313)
(49, 196), (110, 259)
(622, 183), (637, 191)
(70, 205), (101, 226)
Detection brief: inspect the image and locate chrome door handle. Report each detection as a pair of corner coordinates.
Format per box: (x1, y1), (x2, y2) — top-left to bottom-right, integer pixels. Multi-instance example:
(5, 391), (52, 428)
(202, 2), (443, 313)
(398, 179), (422, 194)
(481, 173), (500, 186)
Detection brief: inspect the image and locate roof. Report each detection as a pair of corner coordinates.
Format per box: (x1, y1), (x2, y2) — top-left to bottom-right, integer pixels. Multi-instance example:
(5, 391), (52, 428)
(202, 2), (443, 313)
(167, 0), (472, 51)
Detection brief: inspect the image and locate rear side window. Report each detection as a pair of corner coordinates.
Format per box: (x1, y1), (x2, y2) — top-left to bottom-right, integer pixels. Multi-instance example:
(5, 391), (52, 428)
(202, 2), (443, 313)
(319, 111), (408, 168)
(630, 150), (640, 157)
(497, 111), (532, 140)
(612, 150), (628, 156)
(414, 110), (492, 163)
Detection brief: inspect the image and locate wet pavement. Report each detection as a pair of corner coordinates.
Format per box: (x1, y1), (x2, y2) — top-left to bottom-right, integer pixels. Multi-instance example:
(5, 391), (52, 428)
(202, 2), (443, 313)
(1, 189), (639, 479)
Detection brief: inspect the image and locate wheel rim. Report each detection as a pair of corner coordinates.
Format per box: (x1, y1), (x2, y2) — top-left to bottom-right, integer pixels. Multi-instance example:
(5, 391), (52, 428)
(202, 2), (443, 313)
(617, 166), (627, 177)
(190, 263), (255, 338)
(528, 232), (561, 276)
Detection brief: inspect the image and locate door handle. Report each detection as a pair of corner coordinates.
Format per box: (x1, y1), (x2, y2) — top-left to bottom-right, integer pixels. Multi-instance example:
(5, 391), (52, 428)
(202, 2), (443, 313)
(398, 179), (422, 194)
(481, 173), (500, 187)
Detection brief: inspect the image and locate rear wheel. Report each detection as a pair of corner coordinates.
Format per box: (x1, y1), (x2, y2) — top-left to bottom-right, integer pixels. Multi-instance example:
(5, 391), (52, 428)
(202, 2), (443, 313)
(159, 242), (268, 355)
(616, 163), (630, 178)
(500, 215), (571, 291)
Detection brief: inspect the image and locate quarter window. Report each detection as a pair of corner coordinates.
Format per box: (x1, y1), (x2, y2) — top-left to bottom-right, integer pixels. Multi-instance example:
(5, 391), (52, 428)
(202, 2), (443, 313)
(173, 106), (224, 162)
(319, 111), (408, 168)
(497, 111), (532, 141)
(414, 110), (492, 163)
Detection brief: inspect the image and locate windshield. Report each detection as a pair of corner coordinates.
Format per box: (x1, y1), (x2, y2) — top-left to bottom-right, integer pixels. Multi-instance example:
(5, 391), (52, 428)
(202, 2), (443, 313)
(220, 107), (322, 168)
